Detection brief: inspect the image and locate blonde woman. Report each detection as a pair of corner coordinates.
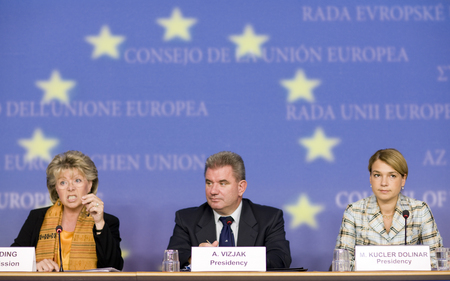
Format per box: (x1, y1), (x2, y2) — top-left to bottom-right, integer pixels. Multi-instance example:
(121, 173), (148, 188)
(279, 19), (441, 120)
(335, 148), (442, 270)
(12, 150), (123, 272)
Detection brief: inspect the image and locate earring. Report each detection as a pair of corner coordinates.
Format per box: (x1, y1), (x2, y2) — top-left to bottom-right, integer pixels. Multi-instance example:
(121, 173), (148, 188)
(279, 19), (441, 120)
(370, 185), (372, 188)
(402, 186), (404, 190)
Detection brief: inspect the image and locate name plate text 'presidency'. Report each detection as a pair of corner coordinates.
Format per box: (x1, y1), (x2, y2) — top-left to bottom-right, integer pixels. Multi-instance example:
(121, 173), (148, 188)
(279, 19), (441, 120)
(355, 245), (431, 271)
(0, 247), (36, 272)
(191, 247), (266, 272)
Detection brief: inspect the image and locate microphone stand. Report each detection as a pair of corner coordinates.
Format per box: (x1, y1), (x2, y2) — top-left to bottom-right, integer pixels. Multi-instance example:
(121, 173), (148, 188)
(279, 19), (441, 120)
(56, 226), (64, 272)
(402, 210), (409, 245)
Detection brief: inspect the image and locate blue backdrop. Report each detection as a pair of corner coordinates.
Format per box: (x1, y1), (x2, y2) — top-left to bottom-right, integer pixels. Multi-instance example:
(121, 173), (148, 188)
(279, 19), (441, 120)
(0, 0), (449, 272)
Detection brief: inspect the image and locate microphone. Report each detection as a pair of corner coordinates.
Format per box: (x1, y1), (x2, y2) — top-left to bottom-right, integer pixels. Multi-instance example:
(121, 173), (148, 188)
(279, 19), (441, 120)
(224, 217), (235, 246)
(402, 210), (409, 245)
(56, 225), (64, 272)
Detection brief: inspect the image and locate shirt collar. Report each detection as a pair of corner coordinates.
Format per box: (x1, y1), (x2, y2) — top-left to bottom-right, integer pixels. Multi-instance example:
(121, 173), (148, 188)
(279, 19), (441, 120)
(366, 193), (411, 215)
(213, 200), (243, 225)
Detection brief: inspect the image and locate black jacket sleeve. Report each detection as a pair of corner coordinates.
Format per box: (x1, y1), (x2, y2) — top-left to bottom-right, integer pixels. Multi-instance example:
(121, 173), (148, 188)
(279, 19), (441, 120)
(166, 210), (195, 268)
(263, 209), (292, 269)
(93, 213), (124, 270)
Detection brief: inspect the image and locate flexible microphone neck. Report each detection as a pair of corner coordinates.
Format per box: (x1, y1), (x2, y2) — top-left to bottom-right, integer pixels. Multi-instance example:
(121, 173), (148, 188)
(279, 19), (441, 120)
(56, 225), (64, 272)
(402, 210), (409, 245)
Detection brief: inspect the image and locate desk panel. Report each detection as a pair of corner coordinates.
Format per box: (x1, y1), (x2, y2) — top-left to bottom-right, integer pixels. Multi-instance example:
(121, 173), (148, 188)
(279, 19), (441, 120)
(0, 272), (135, 281)
(0, 271), (449, 281)
(136, 272), (450, 281)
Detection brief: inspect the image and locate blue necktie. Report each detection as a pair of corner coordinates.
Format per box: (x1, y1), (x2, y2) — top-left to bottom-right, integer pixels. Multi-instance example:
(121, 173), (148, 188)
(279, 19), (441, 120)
(219, 216), (235, 247)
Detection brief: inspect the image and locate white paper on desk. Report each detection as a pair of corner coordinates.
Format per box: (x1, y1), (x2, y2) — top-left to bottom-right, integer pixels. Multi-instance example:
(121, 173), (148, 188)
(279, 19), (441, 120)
(191, 246), (266, 272)
(0, 247), (36, 272)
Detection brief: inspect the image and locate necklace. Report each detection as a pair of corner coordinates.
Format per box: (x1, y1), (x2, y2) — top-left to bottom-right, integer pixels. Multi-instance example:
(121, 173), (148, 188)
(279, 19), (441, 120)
(382, 214), (394, 219)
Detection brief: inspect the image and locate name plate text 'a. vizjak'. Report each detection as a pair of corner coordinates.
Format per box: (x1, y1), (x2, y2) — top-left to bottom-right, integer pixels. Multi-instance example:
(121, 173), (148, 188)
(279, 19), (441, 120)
(0, 248), (36, 272)
(191, 247), (266, 272)
(355, 245), (431, 271)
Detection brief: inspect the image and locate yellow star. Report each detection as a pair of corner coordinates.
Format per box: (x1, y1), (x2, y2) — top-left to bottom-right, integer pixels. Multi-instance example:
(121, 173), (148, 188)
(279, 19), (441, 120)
(18, 128), (59, 163)
(280, 69), (321, 103)
(229, 24), (269, 59)
(85, 25), (125, 59)
(284, 194), (325, 229)
(35, 70), (76, 104)
(121, 248), (130, 260)
(300, 127), (341, 162)
(156, 7), (197, 41)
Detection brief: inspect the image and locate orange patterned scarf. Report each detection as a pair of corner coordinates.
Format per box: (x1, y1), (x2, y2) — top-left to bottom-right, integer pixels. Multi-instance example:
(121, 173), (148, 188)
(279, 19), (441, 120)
(35, 200), (97, 270)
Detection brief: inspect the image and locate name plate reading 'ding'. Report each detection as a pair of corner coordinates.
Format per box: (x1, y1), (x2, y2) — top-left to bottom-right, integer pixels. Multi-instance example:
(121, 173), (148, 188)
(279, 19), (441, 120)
(191, 247), (266, 272)
(355, 245), (431, 271)
(0, 247), (36, 272)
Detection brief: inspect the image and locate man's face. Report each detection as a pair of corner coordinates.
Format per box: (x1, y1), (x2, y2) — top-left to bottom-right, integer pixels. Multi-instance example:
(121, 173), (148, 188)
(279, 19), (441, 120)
(205, 165), (247, 216)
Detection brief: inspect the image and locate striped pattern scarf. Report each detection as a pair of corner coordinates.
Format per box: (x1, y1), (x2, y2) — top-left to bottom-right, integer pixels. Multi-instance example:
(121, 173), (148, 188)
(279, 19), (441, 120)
(35, 200), (97, 270)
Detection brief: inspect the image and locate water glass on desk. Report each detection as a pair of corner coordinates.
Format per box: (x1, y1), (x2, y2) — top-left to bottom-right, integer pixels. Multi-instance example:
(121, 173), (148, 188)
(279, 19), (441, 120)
(436, 247), (449, 271)
(332, 249), (350, 272)
(162, 249), (180, 272)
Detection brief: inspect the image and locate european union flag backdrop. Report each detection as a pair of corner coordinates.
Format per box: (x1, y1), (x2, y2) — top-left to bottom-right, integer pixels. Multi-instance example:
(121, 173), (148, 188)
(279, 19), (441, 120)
(1, 0), (449, 271)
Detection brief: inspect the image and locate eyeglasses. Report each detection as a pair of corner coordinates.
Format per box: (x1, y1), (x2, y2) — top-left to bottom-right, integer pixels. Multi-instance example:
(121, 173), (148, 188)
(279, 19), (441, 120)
(56, 178), (87, 189)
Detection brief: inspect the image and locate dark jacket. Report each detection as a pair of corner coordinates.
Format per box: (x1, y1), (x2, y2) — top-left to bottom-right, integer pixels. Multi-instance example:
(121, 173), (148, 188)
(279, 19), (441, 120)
(167, 198), (291, 269)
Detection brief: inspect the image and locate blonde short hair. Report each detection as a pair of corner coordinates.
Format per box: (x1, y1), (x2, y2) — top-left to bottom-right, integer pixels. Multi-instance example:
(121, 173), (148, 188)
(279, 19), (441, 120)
(368, 148), (408, 178)
(46, 150), (98, 203)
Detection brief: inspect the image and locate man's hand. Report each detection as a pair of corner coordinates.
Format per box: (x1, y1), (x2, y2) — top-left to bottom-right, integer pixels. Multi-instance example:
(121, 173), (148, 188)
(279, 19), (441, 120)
(199, 240), (219, 247)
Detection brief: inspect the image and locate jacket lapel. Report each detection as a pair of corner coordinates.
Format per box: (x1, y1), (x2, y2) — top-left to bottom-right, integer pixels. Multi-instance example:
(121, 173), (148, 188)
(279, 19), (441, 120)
(366, 195), (391, 241)
(195, 205), (217, 244)
(388, 194), (412, 239)
(237, 200), (258, 246)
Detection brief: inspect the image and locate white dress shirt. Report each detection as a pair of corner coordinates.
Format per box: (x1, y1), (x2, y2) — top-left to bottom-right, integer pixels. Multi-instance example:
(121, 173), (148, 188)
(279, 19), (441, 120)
(213, 200), (243, 246)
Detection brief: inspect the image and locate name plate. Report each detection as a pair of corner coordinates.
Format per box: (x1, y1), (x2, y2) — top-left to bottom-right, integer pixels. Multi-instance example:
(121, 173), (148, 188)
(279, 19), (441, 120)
(191, 247), (266, 272)
(0, 247), (36, 272)
(355, 245), (431, 271)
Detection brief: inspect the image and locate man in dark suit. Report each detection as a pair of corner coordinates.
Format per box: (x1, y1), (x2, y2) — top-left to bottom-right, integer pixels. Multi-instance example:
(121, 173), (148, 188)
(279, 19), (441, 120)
(167, 151), (291, 269)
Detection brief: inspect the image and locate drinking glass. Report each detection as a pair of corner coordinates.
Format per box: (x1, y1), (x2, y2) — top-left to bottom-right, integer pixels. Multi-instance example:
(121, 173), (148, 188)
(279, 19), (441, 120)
(162, 249), (180, 272)
(332, 249), (350, 272)
(436, 248), (449, 271)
